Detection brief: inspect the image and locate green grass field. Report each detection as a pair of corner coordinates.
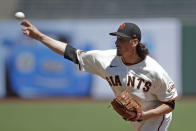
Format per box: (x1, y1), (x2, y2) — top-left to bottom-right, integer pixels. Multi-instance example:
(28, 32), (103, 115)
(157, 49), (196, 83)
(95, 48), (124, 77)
(0, 97), (195, 131)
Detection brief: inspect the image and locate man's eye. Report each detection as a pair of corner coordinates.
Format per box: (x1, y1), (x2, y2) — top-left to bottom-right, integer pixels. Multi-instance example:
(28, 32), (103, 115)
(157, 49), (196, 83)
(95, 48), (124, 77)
(117, 39), (125, 42)
(120, 39), (126, 42)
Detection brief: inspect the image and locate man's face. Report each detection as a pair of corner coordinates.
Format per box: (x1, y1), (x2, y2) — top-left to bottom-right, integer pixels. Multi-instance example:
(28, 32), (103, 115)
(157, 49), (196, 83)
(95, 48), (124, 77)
(115, 36), (136, 56)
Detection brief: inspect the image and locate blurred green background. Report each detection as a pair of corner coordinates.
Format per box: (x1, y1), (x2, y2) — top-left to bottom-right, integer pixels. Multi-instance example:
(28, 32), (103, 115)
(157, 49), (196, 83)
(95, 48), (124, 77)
(0, 98), (195, 131)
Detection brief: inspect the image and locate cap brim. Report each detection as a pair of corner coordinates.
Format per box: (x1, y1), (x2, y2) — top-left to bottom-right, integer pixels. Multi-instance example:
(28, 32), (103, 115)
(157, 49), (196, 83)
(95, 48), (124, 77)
(109, 32), (132, 38)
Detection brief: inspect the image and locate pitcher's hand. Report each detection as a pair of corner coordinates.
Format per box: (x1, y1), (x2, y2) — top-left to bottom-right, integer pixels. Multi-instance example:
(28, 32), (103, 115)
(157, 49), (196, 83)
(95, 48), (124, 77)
(21, 20), (43, 41)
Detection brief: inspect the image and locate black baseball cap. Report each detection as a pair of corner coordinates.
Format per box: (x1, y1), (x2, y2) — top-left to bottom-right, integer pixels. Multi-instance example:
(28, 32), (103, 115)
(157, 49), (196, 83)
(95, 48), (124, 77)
(109, 23), (141, 42)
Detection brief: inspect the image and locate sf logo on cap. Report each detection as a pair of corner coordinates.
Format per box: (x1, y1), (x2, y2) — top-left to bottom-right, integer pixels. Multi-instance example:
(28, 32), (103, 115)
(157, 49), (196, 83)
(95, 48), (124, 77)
(119, 24), (125, 30)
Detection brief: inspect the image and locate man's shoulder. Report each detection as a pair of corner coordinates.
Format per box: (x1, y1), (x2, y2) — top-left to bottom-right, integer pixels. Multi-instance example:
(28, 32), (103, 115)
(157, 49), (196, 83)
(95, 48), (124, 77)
(145, 56), (162, 69)
(145, 56), (168, 77)
(78, 49), (118, 63)
(87, 49), (116, 55)
(82, 49), (117, 58)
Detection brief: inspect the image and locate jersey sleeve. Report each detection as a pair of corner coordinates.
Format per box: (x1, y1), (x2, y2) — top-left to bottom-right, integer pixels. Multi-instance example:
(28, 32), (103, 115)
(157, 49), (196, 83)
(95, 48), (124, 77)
(76, 50), (110, 78)
(154, 72), (178, 103)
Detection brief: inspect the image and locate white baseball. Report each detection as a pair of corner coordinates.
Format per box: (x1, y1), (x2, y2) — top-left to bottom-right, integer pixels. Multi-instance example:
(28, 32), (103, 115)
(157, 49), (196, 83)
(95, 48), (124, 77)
(15, 12), (25, 21)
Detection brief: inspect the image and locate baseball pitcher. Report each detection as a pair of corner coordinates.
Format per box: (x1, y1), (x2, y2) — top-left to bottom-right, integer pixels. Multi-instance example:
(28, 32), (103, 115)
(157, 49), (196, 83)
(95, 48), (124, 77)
(21, 20), (178, 131)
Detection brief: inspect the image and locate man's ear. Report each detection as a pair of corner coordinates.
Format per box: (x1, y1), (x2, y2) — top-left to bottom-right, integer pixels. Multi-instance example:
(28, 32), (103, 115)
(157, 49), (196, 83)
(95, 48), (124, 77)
(132, 39), (139, 47)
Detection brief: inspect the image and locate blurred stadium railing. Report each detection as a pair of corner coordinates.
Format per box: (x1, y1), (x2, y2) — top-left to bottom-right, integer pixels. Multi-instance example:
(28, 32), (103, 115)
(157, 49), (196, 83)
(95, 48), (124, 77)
(14, 0), (196, 19)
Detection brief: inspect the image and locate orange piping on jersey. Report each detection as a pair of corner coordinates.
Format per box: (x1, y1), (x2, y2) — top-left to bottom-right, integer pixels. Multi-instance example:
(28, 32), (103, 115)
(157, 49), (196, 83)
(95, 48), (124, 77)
(75, 50), (86, 55)
(75, 50), (81, 70)
(78, 63), (81, 70)
(162, 96), (178, 103)
(157, 115), (165, 131)
(80, 50), (87, 54)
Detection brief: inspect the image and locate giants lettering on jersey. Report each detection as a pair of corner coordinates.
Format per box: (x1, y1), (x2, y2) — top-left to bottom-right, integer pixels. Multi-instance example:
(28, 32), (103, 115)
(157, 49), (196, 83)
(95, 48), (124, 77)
(105, 75), (152, 92)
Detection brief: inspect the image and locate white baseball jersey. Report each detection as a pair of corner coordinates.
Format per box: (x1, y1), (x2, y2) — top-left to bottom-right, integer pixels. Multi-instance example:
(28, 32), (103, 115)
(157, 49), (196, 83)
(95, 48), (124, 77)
(76, 49), (178, 131)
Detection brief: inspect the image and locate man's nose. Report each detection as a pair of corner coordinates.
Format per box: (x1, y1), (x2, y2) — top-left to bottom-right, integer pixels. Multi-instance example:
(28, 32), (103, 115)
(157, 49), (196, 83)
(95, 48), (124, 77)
(115, 40), (119, 46)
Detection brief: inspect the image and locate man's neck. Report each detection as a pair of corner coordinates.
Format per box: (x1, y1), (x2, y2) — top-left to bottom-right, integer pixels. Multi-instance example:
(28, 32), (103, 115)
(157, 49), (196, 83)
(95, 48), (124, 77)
(121, 54), (142, 66)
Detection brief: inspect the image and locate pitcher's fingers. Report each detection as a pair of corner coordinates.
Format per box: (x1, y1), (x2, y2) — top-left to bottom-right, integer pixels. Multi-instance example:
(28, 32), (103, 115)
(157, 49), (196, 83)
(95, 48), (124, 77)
(24, 30), (30, 36)
(22, 27), (30, 31)
(21, 20), (32, 27)
(23, 31), (27, 35)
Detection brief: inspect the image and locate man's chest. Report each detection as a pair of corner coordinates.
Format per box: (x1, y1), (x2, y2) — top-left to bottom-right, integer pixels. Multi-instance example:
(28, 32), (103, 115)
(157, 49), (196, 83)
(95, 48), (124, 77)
(105, 66), (153, 93)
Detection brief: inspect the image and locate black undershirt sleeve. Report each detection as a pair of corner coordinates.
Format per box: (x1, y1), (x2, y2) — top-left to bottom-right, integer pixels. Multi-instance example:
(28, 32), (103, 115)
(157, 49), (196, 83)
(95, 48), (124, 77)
(164, 100), (175, 109)
(64, 44), (79, 64)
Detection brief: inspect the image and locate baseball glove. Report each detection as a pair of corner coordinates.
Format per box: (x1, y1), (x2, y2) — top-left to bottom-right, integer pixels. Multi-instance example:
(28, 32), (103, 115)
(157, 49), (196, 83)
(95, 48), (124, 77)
(111, 90), (142, 121)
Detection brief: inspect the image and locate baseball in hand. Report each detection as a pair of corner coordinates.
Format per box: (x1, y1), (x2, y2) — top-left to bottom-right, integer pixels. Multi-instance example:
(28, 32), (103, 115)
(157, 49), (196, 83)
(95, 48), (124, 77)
(15, 12), (25, 21)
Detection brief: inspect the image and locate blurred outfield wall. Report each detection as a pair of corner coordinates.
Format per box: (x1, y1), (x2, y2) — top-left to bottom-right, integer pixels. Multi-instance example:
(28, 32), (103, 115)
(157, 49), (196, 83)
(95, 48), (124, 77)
(182, 23), (196, 94)
(0, 18), (182, 98)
